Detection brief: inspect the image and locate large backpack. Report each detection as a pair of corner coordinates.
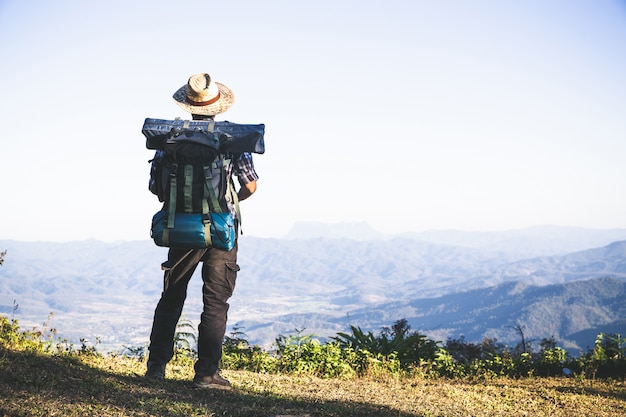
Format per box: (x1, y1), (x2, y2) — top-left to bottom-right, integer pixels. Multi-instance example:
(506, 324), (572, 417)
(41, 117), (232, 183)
(143, 118), (264, 250)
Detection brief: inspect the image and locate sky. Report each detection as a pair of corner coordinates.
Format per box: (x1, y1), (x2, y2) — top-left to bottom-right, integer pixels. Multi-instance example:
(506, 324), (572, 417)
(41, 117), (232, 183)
(0, 0), (625, 242)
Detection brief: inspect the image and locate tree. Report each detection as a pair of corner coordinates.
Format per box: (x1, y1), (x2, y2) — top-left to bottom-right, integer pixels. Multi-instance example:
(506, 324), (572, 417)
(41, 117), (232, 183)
(444, 336), (484, 364)
(0, 250), (6, 266)
(224, 323), (250, 350)
(174, 317), (197, 356)
(508, 323), (534, 355)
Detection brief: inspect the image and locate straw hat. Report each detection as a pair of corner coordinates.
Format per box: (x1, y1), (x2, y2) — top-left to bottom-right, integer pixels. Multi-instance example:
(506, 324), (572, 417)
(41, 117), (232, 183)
(172, 73), (235, 115)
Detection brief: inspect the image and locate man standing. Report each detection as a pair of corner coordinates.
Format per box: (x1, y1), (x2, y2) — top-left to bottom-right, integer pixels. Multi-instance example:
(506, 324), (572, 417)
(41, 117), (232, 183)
(145, 73), (258, 390)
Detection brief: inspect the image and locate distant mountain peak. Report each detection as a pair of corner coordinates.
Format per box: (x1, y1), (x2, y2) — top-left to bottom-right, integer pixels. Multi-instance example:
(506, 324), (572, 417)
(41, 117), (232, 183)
(285, 221), (384, 241)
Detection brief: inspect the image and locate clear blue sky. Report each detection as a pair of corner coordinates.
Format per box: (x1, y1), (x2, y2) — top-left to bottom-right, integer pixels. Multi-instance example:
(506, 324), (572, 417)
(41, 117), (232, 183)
(1, 0), (625, 241)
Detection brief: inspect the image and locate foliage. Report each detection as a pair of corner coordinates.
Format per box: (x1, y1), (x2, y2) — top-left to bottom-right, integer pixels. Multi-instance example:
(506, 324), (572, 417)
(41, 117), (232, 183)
(2, 312), (625, 382)
(222, 324), (277, 374)
(332, 319), (440, 368)
(576, 333), (626, 379)
(222, 319), (625, 381)
(0, 313), (101, 357)
(173, 317), (197, 359)
(535, 336), (569, 377)
(0, 314), (23, 347)
(275, 332), (357, 378)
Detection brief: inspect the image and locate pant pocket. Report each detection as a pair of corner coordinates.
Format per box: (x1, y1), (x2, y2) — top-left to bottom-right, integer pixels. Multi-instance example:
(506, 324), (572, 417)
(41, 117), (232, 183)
(224, 262), (240, 296)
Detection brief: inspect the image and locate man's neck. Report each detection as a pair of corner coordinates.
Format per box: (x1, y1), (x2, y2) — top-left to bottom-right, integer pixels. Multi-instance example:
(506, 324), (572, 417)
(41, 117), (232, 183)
(191, 114), (215, 121)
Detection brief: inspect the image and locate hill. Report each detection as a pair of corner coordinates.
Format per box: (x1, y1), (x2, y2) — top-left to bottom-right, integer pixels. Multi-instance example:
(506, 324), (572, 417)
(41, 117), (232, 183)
(1, 225), (625, 352)
(2, 341), (624, 417)
(341, 276), (626, 352)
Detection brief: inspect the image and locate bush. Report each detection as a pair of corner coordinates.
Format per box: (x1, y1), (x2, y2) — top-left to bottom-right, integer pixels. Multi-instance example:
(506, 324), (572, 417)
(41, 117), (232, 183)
(0, 314), (23, 347)
(3, 313), (625, 381)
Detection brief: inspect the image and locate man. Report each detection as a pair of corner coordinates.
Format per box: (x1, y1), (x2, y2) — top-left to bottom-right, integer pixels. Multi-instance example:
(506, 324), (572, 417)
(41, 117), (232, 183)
(145, 73), (258, 390)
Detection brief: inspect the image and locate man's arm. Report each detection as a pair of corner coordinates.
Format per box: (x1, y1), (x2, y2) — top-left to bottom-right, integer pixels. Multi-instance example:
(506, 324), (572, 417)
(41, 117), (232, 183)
(238, 180), (257, 201)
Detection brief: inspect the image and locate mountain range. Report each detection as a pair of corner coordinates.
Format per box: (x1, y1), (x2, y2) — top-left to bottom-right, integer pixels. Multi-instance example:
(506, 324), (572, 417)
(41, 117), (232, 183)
(1, 224), (625, 354)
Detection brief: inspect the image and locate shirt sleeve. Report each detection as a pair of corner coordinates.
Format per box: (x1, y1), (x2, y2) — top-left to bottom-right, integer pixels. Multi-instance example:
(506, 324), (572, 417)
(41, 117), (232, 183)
(233, 152), (259, 184)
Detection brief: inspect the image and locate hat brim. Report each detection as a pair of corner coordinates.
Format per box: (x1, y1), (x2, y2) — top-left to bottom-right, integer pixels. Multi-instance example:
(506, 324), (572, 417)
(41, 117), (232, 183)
(172, 81), (235, 115)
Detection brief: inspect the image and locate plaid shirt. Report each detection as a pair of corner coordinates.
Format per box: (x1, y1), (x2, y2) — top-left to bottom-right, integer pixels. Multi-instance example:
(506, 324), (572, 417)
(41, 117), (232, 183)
(230, 152), (259, 185)
(223, 152), (258, 220)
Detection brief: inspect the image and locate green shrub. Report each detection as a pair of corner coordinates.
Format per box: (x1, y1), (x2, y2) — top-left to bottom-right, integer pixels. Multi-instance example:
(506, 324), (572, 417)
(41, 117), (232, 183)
(3, 313), (624, 381)
(333, 319), (440, 369)
(0, 314), (22, 347)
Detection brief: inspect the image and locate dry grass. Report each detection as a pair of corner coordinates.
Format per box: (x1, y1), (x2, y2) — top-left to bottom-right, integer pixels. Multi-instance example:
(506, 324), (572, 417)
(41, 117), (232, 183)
(1, 345), (625, 416)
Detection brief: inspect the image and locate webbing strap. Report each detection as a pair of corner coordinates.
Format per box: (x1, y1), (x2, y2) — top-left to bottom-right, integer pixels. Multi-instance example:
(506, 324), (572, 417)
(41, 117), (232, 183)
(202, 164), (213, 247)
(201, 194), (209, 215)
(202, 215), (212, 247)
(163, 228), (170, 246)
(229, 178), (242, 230)
(164, 163), (179, 246)
(202, 215), (212, 246)
(204, 162), (222, 213)
(167, 164), (178, 228)
(183, 165), (193, 212)
(206, 155), (241, 232)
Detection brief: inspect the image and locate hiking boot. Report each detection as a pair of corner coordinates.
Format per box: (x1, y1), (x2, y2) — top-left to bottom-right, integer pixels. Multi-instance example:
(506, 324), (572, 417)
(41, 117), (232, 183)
(145, 362), (166, 380)
(193, 372), (232, 390)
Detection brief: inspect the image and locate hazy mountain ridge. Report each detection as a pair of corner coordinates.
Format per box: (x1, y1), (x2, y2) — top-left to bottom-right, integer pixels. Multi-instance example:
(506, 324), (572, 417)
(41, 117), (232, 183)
(487, 240), (626, 286)
(336, 276), (626, 352)
(1, 225), (625, 352)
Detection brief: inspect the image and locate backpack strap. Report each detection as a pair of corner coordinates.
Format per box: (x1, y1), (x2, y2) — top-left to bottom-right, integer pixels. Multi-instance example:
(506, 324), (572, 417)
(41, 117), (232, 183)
(163, 162), (213, 248)
(203, 155), (242, 233)
(203, 164), (222, 213)
(167, 163), (178, 218)
(227, 177), (242, 231)
(183, 165), (194, 212)
(163, 163), (179, 246)
(201, 198), (213, 248)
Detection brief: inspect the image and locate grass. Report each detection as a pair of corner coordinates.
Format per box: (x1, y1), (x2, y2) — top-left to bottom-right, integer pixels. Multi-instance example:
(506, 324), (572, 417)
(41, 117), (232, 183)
(1, 343), (625, 416)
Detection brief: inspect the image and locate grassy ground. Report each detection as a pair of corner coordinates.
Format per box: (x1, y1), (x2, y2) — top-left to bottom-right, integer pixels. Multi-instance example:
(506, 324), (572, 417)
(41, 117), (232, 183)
(1, 345), (625, 417)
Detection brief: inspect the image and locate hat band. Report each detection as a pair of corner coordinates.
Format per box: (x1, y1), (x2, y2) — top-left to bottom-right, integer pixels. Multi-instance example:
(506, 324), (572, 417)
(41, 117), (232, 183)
(186, 91), (221, 106)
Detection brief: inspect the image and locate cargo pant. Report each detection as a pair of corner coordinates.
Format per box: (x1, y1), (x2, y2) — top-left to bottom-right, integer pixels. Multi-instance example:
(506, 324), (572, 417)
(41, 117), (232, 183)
(147, 242), (239, 377)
